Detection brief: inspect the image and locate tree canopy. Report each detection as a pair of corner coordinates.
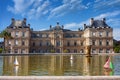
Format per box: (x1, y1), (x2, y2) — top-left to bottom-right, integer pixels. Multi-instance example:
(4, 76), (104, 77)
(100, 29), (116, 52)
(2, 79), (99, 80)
(0, 30), (12, 39)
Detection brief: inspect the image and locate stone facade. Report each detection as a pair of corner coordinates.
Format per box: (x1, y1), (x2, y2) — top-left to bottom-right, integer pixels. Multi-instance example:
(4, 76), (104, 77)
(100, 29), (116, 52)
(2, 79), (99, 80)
(5, 18), (113, 54)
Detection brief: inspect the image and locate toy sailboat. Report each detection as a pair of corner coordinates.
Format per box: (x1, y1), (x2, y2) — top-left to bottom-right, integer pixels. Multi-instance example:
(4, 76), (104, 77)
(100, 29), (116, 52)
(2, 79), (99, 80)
(14, 57), (19, 66)
(104, 57), (114, 70)
(70, 55), (73, 60)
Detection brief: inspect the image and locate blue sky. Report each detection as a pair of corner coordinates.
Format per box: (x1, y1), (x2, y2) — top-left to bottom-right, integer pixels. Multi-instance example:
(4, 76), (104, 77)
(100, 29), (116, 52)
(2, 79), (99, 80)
(0, 0), (120, 40)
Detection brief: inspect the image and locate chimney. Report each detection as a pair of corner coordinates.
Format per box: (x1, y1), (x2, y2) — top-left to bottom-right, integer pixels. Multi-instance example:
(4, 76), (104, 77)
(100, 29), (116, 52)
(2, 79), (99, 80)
(83, 24), (86, 30)
(11, 18), (15, 23)
(28, 24), (30, 27)
(57, 22), (59, 25)
(90, 18), (94, 25)
(23, 18), (27, 23)
(62, 25), (64, 29)
(50, 25), (52, 29)
(102, 18), (106, 22)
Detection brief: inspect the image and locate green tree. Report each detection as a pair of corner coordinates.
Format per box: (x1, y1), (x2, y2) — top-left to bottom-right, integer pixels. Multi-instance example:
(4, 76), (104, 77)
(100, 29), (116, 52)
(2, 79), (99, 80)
(0, 30), (12, 53)
(114, 46), (120, 53)
(0, 48), (3, 53)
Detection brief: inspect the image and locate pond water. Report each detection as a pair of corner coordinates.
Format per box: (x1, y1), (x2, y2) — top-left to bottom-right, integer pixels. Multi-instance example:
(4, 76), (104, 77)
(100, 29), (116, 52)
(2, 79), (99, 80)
(0, 54), (120, 76)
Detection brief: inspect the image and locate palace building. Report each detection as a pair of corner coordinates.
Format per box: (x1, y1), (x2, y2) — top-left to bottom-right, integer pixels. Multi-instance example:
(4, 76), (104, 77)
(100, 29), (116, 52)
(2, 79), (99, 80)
(5, 18), (113, 54)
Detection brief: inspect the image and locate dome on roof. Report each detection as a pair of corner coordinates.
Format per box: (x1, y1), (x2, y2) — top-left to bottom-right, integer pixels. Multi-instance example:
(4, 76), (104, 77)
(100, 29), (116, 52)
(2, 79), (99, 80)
(91, 20), (109, 27)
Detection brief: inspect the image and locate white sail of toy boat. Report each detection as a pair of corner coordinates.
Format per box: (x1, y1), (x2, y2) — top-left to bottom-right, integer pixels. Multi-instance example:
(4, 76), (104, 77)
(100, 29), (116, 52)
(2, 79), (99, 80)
(14, 57), (19, 66)
(70, 55), (73, 60)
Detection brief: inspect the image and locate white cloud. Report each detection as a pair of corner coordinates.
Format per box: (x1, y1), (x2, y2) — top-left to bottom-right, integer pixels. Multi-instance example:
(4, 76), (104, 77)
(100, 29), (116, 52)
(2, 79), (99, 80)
(94, 11), (120, 19)
(7, 0), (34, 14)
(48, 0), (87, 19)
(64, 20), (89, 30)
(7, 0), (50, 19)
(94, 0), (120, 9)
(64, 23), (80, 29)
(113, 28), (120, 40)
(64, 10), (120, 40)
(8, 0), (88, 19)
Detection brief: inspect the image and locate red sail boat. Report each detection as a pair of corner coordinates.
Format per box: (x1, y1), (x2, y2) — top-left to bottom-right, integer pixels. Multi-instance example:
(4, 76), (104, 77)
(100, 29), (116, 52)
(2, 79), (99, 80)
(104, 57), (114, 70)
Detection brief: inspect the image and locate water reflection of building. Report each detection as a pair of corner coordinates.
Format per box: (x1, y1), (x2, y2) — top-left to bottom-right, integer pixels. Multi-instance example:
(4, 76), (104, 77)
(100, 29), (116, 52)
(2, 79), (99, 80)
(83, 57), (91, 75)
(3, 56), (29, 76)
(49, 55), (64, 75)
(2, 55), (114, 76)
(4, 18), (113, 54)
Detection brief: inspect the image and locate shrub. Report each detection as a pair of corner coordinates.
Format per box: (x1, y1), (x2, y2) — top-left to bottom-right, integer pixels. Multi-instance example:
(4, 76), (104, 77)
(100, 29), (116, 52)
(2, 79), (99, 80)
(114, 46), (120, 53)
(50, 50), (55, 53)
(0, 48), (3, 53)
(63, 49), (68, 53)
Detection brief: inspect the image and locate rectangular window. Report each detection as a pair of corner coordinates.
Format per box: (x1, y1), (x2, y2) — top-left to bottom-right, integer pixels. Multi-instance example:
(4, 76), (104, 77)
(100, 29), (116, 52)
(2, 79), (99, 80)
(46, 34), (49, 38)
(32, 49), (36, 53)
(74, 41), (77, 46)
(22, 40), (25, 45)
(40, 43), (42, 46)
(80, 49), (84, 53)
(99, 40), (102, 46)
(74, 49), (77, 53)
(56, 41), (60, 47)
(46, 42), (49, 46)
(37, 34), (39, 36)
(106, 31), (109, 37)
(92, 49), (96, 53)
(67, 42), (70, 46)
(8, 40), (11, 45)
(106, 40), (109, 46)
(99, 49), (103, 53)
(15, 31), (19, 37)
(33, 42), (35, 46)
(21, 49), (25, 53)
(92, 40), (95, 45)
(22, 32), (25, 37)
(79, 35), (81, 37)
(14, 49), (18, 53)
(15, 40), (18, 45)
(106, 49), (110, 53)
(81, 42), (83, 46)
(42, 34), (46, 38)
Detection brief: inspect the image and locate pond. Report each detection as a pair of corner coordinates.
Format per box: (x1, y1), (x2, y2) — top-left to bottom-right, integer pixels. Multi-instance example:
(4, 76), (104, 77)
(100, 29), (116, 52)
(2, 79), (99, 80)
(0, 54), (120, 76)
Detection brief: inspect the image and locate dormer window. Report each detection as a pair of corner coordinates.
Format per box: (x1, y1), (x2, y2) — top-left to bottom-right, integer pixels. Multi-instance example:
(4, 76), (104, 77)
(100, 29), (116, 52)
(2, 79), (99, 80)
(92, 32), (96, 36)
(99, 32), (102, 37)
(22, 32), (25, 37)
